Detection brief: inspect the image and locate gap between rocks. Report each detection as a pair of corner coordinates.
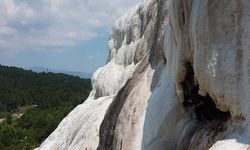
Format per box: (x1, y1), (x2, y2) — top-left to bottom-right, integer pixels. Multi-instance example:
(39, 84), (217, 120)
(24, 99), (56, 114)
(181, 62), (231, 149)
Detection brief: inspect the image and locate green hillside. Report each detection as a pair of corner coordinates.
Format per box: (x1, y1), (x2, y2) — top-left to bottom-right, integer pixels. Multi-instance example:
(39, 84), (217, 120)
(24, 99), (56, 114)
(0, 65), (92, 149)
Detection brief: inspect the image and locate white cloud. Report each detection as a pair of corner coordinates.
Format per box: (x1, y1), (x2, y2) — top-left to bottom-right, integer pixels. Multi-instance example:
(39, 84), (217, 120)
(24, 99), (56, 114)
(0, 0), (141, 54)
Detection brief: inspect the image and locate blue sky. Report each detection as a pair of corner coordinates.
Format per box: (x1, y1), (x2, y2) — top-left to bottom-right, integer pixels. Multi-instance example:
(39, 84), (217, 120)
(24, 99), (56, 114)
(0, 0), (140, 73)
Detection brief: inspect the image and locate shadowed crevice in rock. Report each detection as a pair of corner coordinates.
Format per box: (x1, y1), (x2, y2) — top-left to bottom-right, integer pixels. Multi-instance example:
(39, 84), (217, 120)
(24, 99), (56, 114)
(97, 56), (150, 150)
(182, 62), (230, 122)
(181, 62), (231, 149)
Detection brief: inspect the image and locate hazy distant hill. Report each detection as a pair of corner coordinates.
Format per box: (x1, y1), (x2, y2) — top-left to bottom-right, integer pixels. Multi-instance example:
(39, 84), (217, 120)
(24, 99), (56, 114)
(29, 66), (93, 79)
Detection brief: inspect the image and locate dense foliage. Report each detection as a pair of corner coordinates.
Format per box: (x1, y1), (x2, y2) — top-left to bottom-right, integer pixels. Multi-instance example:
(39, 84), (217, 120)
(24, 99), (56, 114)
(0, 65), (92, 149)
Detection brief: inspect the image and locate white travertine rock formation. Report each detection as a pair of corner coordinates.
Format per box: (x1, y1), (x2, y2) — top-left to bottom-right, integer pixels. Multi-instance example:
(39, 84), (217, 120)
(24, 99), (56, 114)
(38, 2), (146, 150)
(39, 0), (250, 149)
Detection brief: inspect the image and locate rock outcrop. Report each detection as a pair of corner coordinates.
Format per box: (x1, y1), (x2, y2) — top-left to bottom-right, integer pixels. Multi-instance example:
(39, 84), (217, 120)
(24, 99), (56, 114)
(38, 0), (250, 149)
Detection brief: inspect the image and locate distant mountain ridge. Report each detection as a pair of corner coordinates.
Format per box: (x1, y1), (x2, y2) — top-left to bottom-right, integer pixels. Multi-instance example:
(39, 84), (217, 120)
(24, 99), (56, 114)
(28, 66), (92, 79)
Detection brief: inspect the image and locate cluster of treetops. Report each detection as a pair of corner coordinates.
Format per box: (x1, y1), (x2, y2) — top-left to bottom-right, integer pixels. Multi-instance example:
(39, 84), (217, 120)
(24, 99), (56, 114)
(0, 65), (92, 150)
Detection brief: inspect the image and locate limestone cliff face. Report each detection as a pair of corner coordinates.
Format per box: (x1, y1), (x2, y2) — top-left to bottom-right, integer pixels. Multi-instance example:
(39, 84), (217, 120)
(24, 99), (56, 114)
(39, 0), (250, 149)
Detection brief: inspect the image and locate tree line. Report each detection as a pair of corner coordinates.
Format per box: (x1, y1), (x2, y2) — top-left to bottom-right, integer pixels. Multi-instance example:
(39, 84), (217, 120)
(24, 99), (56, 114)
(0, 65), (92, 149)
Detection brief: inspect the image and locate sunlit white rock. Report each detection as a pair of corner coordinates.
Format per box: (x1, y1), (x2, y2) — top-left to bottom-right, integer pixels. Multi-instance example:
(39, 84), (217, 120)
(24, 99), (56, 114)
(39, 0), (250, 149)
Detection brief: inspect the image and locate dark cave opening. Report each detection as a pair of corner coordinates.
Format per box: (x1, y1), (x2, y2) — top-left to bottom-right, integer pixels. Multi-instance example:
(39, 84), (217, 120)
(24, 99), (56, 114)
(182, 62), (230, 122)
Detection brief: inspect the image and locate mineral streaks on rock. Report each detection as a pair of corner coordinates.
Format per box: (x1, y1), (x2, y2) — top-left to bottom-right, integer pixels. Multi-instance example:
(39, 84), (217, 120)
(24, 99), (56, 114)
(38, 1), (149, 150)
(98, 0), (169, 149)
(142, 0), (250, 149)
(39, 0), (250, 149)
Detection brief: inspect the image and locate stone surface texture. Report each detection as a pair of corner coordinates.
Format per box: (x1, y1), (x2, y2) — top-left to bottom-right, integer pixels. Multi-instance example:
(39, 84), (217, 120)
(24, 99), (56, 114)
(38, 0), (250, 149)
